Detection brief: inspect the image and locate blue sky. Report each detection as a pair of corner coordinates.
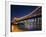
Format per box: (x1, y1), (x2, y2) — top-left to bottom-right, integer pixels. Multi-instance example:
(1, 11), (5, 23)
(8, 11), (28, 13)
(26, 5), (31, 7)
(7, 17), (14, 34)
(11, 5), (38, 18)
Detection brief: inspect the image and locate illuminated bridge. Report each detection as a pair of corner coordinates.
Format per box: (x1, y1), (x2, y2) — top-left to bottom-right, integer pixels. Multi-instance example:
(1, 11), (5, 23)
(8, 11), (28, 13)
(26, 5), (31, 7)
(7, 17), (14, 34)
(12, 6), (41, 23)
(11, 6), (42, 32)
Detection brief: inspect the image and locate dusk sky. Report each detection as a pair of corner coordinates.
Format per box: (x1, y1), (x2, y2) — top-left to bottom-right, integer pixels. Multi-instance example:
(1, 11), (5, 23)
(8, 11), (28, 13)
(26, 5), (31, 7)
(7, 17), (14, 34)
(11, 5), (38, 18)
